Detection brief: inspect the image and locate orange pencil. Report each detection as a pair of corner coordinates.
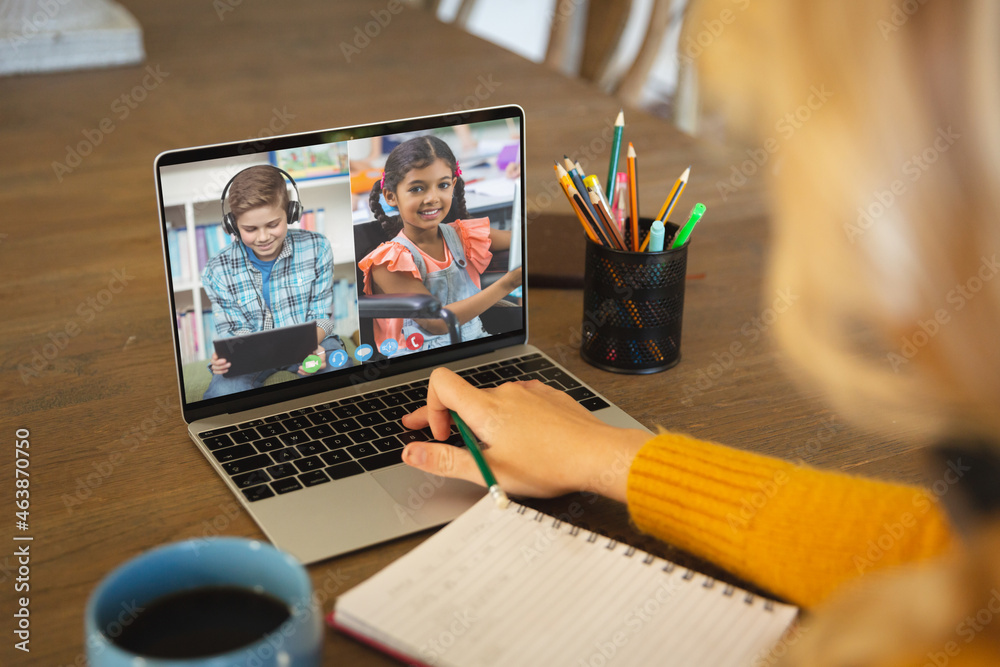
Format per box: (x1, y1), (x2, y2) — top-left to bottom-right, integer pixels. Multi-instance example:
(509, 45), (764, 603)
(555, 163), (604, 245)
(626, 143), (639, 251)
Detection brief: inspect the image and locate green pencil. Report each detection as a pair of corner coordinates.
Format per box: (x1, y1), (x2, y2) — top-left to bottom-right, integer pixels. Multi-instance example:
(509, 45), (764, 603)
(450, 410), (510, 509)
(605, 110), (624, 201)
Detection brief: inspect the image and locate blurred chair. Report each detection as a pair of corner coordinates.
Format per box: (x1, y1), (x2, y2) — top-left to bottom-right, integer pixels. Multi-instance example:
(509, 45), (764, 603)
(426, 0), (697, 133)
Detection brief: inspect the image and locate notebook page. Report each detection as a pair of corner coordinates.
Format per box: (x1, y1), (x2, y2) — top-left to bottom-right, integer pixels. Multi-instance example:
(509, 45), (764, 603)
(335, 495), (798, 667)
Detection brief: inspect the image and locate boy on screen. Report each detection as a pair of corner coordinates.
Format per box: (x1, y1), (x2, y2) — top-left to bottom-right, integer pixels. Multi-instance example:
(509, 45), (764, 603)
(202, 165), (345, 399)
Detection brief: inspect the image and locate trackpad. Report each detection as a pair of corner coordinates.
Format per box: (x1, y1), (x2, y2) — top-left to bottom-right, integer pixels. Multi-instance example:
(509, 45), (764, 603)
(372, 466), (484, 527)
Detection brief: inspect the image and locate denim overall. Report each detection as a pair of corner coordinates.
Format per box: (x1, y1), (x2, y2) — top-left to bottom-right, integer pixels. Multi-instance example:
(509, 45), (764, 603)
(393, 224), (488, 353)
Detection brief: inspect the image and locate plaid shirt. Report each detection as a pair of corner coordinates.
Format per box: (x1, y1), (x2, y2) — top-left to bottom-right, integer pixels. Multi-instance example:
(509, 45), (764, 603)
(202, 229), (335, 340)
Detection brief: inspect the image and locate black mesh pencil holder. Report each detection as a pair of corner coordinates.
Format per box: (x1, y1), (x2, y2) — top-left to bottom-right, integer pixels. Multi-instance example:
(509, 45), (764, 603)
(581, 221), (687, 374)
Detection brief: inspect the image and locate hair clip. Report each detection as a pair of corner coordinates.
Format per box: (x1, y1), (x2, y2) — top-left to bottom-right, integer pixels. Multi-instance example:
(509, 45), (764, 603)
(455, 161), (462, 178)
(379, 170), (386, 189)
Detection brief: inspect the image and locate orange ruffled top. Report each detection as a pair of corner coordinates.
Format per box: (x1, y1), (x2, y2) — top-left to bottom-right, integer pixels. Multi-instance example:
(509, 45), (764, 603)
(358, 218), (494, 349)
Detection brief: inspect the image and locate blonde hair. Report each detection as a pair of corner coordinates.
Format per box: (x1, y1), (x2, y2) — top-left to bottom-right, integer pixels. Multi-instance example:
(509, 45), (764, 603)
(683, 2), (1000, 663)
(686, 0), (1000, 438)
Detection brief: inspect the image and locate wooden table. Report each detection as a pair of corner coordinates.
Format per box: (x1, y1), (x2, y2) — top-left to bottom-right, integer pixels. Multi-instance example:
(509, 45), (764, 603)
(0, 1), (931, 664)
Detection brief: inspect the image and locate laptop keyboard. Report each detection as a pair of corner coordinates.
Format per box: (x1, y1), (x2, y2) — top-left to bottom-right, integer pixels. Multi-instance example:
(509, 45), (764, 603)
(197, 353), (611, 503)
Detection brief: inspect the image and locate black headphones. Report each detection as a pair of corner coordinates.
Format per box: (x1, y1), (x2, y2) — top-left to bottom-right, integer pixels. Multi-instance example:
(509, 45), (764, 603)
(220, 165), (302, 237)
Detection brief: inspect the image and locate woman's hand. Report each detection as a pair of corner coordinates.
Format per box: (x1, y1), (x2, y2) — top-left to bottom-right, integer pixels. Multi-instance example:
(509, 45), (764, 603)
(400, 368), (649, 501)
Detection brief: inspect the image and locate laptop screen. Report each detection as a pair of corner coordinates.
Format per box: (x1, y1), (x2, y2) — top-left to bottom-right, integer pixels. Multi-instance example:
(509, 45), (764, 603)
(155, 106), (526, 413)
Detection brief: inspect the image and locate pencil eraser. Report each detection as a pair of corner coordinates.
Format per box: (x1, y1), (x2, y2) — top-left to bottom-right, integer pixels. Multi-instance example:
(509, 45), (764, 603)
(489, 486), (511, 509)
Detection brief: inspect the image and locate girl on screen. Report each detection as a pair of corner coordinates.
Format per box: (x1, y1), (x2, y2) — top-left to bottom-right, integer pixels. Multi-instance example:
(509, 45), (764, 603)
(358, 135), (522, 355)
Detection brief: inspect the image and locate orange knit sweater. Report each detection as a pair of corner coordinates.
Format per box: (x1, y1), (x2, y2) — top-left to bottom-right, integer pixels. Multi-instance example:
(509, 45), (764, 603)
(626, 432), (954, 609)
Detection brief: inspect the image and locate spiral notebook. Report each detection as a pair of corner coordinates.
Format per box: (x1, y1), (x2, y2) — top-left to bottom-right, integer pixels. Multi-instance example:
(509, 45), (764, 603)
(329, 495), (798, 667)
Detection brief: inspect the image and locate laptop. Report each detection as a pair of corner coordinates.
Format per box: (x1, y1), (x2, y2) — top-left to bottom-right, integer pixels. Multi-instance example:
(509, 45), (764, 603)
(155, 105), (650, 564)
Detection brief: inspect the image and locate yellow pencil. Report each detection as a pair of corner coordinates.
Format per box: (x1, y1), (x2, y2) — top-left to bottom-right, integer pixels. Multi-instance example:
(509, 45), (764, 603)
(655, 166), (690, 223)
(555, 163), (602, 245)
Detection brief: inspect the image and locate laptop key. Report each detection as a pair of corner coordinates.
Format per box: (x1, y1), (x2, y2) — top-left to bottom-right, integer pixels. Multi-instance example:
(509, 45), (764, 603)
(240, 419), (265, 428)
(271, 477), (303, 495)
(397, 430), (424, 445)
(213, 443), (256, 463)
(357, 398), (387, 413)
(200, 425), (237, 438)
(323, 461), (365, 479)
(272, 448), (301, 463)
(298, 470), (330, 487)
(322, 434), (353, 450)
(373, 436), (403, 452)
(381, 392), (408, 406)
(404, 387), (427, 402)
(231, 429), (257, 444)
(232, 469), (271, 488)
(495, 365), (521, 379)
(305, 424), (334, 439)
(254, 437), (284, 453)
(347, 443), (378, 459)
(581, 396), (611, 412)
(517, 357), (553, 373)
(326, 461), (365, 480)
(566, 386), (596, 402)
(222, 453), (273, 476)
(202, 434), (234, 451)
(242, 485), (275, 502)
(382, 406), (409, 421)
(293, 455), (324, 473)
(279, 431), (310, 447)
(320, 449), (353, 466)
(309, 410), (335, 425)
(333, 404), (361, 419)
(373, 422), (404, 437)
(297, 441), (327, 457)
(472, 370), (502, 385)
(257, 422), (286, 437)
(281, 416), (312, 431)
(330, 417), (360, 433)
(356, 413), (385, 428)
(358, 451), (403, 471)
(266, 463), (297, 479)
(346, 427), (378, 444)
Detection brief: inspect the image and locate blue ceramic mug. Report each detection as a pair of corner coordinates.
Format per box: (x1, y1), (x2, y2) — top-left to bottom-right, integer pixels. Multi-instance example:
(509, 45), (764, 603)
(86, 538), (322, 666)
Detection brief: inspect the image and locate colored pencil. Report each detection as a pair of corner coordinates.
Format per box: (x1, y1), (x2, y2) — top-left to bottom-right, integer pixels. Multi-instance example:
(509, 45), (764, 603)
(589, 188), (626, 251)
(555, 163), (608, 246)
(626, 143), (639, 251)
(655, 166), (690, 223)
(605, 110), (624, 201)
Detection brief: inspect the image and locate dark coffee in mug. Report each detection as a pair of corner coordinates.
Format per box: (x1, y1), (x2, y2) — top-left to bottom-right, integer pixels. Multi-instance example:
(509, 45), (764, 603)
(110, 585), (292, 659)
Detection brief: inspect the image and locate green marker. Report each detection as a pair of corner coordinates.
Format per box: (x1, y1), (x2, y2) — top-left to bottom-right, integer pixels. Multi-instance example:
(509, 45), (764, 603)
(670, 203), (706, 249)
(450, 410), (510, 509)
